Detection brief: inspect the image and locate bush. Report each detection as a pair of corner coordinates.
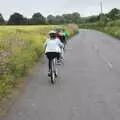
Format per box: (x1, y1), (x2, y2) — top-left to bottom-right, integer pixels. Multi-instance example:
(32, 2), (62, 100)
(79, 20), (120, 40)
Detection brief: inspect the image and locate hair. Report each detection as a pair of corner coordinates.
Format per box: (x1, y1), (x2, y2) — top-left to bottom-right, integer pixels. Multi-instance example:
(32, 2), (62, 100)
(49, 33), (56, 39)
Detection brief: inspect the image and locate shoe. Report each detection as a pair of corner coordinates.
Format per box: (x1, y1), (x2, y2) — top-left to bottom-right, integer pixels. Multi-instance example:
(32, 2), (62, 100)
(54, 69), (58, 78)
(56, 60), (61, 65)
(48, 72), (51, 77)
(61, 56), (64, 60)
(55, 73), (58, 78)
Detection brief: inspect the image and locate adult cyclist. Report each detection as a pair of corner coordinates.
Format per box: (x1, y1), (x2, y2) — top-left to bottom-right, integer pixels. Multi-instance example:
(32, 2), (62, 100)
(61, 28), (69, 48)
(62, 28), (69, 41)
(56, 28), (66, 50)
(44, 30), (63, 76)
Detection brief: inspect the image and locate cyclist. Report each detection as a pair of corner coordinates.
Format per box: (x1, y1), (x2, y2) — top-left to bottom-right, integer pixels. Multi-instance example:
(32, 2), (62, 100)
(44, 30), (63, 76)
(56, 28), (69, 50)
(62, 28), (69, 41)
(55, 29), (64, 50)
(56, 29), (64, 43)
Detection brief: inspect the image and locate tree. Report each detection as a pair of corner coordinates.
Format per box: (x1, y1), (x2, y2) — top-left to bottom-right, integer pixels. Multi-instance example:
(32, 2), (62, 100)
(0, 13), (5, 25)
(8, 13), (25, 25)
(62, 12), (81, 24)
(47, 15), (56, 24)
(55, 15), (62, 24)
(89, 15), (99, 22)
(23, 17), (29, 25)
(71, 12), (81, 24)
(62, 14), (72, 23)
(107, 8), (120, 20)
(31, 12), (46, 25)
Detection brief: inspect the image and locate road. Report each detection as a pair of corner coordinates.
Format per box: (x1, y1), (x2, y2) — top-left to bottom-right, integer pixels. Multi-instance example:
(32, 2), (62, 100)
(3, 29), (120, 120)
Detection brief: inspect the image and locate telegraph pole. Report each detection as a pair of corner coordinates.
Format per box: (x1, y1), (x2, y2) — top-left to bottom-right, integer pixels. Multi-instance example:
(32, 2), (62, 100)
(100, 0), (103, 20)
(100, 0), (103, 14)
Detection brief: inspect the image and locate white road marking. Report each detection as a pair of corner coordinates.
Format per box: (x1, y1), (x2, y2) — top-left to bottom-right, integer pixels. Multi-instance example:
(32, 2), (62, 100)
(93, 44), (113, 70)
(99, 52), (113, 69)
(94, 44), (98, 51)
(108, 62), (113, 69)
(99, 53), (107, 62)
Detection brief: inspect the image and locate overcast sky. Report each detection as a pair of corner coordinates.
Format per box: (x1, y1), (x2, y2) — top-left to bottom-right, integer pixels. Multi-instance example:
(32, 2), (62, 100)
(0, 0), (120, 19)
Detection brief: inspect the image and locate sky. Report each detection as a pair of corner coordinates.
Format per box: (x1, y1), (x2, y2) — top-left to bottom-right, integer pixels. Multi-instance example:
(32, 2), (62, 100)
(0, 0), (120, 20)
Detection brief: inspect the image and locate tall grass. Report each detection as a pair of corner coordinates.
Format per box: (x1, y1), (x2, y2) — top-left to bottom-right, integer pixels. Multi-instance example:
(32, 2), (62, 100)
(0, 25), (79, 100)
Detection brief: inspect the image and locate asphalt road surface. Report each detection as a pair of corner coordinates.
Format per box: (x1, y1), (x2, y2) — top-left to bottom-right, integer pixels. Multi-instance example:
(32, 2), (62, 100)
(3, 29), (120, 120)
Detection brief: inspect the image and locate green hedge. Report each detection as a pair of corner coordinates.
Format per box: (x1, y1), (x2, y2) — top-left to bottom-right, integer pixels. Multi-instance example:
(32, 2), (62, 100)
(79, 20), (120, 39)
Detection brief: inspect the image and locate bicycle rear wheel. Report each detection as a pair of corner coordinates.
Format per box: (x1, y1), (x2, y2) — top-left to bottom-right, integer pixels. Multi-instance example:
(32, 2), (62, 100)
(50, 58), (56, 84)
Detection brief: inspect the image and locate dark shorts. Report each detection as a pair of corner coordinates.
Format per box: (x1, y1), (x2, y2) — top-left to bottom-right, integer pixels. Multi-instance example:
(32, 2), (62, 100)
(45, 52), (60, 60)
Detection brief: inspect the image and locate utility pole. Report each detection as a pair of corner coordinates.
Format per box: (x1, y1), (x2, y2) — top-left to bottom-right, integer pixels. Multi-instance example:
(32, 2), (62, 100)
(100, 0), (103, 20)
(100, 0), (103, 14)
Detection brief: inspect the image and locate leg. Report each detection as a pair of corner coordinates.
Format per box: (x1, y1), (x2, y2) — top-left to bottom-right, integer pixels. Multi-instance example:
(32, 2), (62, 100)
(56, 52), (60, 60)
(46, 52), (52, 76)
(48, 59), (51, 72)
(61, 48), (64, 59)
(56, 53), (61, 65)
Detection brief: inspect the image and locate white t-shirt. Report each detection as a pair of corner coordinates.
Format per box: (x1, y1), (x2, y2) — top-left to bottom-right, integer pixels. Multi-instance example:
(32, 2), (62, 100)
(44, 38), (63, 53)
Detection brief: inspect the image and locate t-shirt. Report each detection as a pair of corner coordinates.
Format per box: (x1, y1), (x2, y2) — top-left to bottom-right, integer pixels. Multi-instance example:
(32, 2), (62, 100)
(44, 38), (63, 53)
(62, 31), (69, 37)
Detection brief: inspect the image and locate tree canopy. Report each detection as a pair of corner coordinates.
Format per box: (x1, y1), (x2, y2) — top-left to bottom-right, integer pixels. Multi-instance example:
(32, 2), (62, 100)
(0, 8), (119, 25)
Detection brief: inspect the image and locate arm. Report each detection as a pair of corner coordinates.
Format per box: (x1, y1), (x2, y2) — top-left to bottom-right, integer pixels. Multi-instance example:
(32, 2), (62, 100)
(44, 40), (47, 49)
(66, 31), (69, 38)
(57, 39), (64, 48)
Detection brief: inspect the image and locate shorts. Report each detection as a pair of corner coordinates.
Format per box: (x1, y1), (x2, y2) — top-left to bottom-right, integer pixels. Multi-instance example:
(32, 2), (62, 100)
(45, 52), (60, 60)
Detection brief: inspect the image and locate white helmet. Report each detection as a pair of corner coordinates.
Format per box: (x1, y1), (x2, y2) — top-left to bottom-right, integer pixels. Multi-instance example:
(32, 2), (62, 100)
(49, 30), (57, 38)
(49, 30), (56, 35)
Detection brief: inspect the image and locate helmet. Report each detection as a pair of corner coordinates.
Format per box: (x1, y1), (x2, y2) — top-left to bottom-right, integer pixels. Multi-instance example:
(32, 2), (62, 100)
(49, 30), (57, 38)
(49, 30), (56, 34)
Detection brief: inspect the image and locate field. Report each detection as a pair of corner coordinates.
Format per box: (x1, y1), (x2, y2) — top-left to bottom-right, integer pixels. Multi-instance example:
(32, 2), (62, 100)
(0, 25), (78, 100)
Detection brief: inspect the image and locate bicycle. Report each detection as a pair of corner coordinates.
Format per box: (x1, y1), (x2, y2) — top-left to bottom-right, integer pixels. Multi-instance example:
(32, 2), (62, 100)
(49, 57), (58, 85)
(48, 55), (64, 85)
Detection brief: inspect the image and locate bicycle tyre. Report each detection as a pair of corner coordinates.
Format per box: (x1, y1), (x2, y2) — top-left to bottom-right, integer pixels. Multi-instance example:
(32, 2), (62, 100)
(50, 58), (56, 84)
